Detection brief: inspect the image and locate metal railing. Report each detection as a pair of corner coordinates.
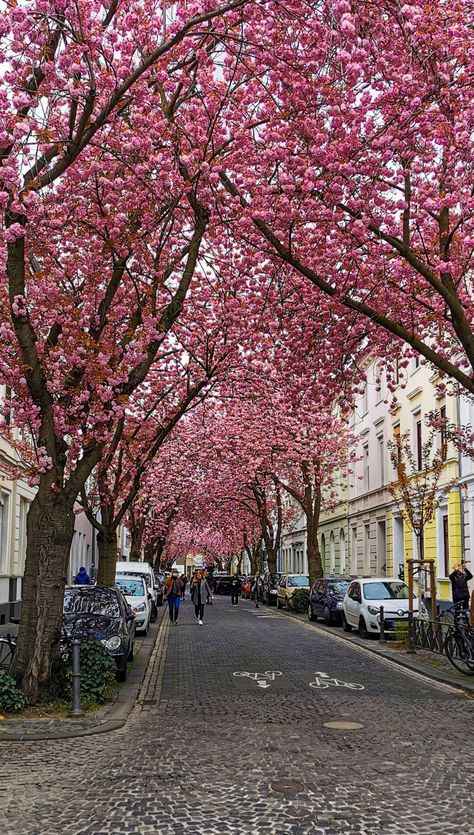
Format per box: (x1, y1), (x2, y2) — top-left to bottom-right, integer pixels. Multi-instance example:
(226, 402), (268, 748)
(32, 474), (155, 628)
(408, 617), (447, 655)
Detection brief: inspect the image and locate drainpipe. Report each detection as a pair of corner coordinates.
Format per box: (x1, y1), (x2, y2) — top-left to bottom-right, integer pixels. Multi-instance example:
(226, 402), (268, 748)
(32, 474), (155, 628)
(456, 393), (466, 565)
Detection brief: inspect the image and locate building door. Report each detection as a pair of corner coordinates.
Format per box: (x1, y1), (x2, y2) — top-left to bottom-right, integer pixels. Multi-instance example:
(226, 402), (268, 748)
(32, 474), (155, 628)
(377, 521), (387, 576)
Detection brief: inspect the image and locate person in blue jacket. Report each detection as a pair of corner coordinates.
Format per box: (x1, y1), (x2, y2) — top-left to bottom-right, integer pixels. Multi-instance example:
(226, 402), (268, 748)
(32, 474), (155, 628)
(74, 566), (91, 585)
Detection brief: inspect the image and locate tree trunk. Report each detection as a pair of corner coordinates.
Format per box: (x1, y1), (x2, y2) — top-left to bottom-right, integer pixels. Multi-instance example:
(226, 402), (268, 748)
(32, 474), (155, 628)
(153, 539), (165, 571)
(96, 528), (119, 585)
(11, 491), (75, 704)
(129, 525), (144, 562)
(306, 491), (323, 583)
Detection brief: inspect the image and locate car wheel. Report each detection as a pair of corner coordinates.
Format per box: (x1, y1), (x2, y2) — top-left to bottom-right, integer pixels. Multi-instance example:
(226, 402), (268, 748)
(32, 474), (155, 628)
(324, 606), (333, 625)
(308, 604), (317, 622)
(277, 598), (282, 609)
(128, 641), (135, 661)
(341, 612), (352, 632)
(157, 595), (163, 607)
(358, 617), (369, 639)
(150, 602), (158, 623)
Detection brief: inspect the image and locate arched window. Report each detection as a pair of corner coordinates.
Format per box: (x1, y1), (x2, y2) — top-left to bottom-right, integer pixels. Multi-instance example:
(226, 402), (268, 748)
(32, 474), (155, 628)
(329, 532), (336, 574)
(320, 534), (326, 572)
(340, 529), (346, 574)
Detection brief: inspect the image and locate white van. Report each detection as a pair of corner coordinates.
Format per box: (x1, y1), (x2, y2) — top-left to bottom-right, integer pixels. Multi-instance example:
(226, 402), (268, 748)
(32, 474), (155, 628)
(116, 561), (158, 622)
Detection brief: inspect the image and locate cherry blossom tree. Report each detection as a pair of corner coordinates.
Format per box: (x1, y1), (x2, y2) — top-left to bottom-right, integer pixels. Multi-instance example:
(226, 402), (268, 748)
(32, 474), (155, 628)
(0, 0), (253, 700)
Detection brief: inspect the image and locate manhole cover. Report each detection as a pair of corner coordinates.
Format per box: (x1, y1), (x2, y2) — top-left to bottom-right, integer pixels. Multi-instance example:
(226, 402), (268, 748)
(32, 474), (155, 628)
(271, 779), (304, 795)
(322, 721), (364, 730)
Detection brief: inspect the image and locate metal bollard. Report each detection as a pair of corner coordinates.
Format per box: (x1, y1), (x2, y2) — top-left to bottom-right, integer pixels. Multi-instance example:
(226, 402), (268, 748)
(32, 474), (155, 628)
(70, 637), (83, 717)
(379, 606), (386, 643)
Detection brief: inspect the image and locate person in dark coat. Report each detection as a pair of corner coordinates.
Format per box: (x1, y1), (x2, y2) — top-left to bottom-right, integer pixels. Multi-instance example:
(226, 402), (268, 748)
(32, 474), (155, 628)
(190, 571), (212, 624)
(74, 566), (90, 585)
(230, 573), (241, 606)
(449, 562), (473, 615)
(203, 568), (214, 604)
(180, 574), (188, 600)
(253, 570), (262, 608)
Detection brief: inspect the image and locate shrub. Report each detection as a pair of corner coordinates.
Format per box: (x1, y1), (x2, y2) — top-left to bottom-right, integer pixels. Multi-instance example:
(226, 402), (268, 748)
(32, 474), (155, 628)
(0, 670), (27, 712)
(290, 588), (310, 612)
(66, 639), (116, 704)
(388, 621), (409, 645)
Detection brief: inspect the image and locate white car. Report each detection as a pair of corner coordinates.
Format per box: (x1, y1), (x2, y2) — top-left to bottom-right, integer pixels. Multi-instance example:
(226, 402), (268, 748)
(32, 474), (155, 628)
(341, 577), (426, 638)
(115, 574), (151, 635)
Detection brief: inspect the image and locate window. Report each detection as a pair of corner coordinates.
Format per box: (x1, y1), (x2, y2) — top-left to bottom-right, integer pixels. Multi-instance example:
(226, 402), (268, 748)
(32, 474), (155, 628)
(320, 534), (326, 570)
(377, 433), (385, 485)
(440, 405), (447, 461)
(363, 443), (370, 491)
(350, 527), (358, 573)
(0, 491), (10, 574)
(363, 523), (371, 574)
(442, 515), (449, 577)
(393, 423), (401, 470)
(362, 382), (368, 414)
(340, 529), (346, 574)
(415, 416), (422, 471)
(18, 497), (29, 569)
(329, 532), (336, 574)
(413, 354), (420, 370)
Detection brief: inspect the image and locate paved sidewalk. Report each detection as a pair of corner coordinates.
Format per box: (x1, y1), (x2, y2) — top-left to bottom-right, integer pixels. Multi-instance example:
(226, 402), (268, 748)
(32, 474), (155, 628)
(0, 608), (166, 740)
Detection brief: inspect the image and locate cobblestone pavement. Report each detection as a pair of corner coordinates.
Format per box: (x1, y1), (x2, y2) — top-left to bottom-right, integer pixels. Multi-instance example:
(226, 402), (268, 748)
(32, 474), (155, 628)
(1, 597), (473, 835)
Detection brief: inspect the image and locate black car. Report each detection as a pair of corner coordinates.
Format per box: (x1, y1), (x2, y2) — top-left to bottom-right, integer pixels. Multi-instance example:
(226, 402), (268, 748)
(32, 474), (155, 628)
(261, 573), (279, 605)
(308, 578), (351, 625)
(214, 574), (245, 595)
(63, 585), (136, 681)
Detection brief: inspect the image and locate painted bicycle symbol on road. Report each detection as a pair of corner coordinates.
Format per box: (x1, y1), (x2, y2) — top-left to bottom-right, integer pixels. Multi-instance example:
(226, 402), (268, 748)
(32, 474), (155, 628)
(309, 671), (364, 691)
(233, 670), (282, 689)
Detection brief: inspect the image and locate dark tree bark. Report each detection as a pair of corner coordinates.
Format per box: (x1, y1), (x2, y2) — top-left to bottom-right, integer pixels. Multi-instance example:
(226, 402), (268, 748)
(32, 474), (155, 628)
(279, 466), (323, 583)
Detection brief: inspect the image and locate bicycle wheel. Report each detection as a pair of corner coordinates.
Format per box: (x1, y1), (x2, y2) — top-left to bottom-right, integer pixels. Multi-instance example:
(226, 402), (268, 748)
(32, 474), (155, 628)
(444, 630), (474, 675)
(0, 637), (16, 671)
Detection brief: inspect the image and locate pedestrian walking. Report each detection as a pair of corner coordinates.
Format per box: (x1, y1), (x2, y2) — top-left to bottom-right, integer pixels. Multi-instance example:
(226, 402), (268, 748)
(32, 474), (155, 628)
(254, 570), (262, 608)
(190, 570), (212, 624)
(74, 566), (90, 585)
(230, 573), (241, 606)
(164, 569), (184, 625)
(180, 574), (188, 600)
(449, 562), (473, 616)
(204, 568), (214, 604)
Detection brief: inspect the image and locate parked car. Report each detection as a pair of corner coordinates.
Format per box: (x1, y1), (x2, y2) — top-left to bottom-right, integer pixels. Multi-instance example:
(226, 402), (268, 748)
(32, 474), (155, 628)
(341, 577), (425, 638)
(262, 573), (279, 605)
(308, 578), (351, 624)
(277, 574), (310, 609)
(214, 575), (246, 595)
(115, 574), (151, 635)
(153, 572), (165, 606)
(63, 585), (135, 681)
(115, 561), (158, 621)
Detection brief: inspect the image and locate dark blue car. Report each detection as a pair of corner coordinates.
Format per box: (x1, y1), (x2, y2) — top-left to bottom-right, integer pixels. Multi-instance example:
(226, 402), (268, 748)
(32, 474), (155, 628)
(308, 578), (351, 625)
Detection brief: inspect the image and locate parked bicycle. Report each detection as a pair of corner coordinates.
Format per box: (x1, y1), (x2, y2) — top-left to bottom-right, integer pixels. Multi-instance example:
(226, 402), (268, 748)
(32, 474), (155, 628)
(442, 603), (474, 676)
(0, 631), (17, 671)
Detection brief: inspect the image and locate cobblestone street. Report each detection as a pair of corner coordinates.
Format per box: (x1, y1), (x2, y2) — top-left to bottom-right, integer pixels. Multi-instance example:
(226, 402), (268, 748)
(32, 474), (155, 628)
(1, 597), (472, 835)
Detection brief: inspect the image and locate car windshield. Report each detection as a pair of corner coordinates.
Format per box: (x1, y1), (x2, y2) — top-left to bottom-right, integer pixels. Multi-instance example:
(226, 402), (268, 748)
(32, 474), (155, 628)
(120, 570), (151, 588)
(363, 581), (410, 600)
(64, 590), (121, 617)
(115, 578), (145, 597)
(327, 581), (350, 595)
(288, 576), (310, 587)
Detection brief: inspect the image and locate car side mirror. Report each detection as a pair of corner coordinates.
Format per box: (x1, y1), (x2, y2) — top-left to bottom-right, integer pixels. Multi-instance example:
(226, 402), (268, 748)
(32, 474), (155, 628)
(148, 592), (152, 600)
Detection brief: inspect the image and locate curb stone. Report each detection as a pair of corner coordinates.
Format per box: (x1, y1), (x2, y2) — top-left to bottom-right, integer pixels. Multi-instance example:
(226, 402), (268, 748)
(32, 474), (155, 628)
(0, 608), (168, 742)
(274, 605), (474, 695)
